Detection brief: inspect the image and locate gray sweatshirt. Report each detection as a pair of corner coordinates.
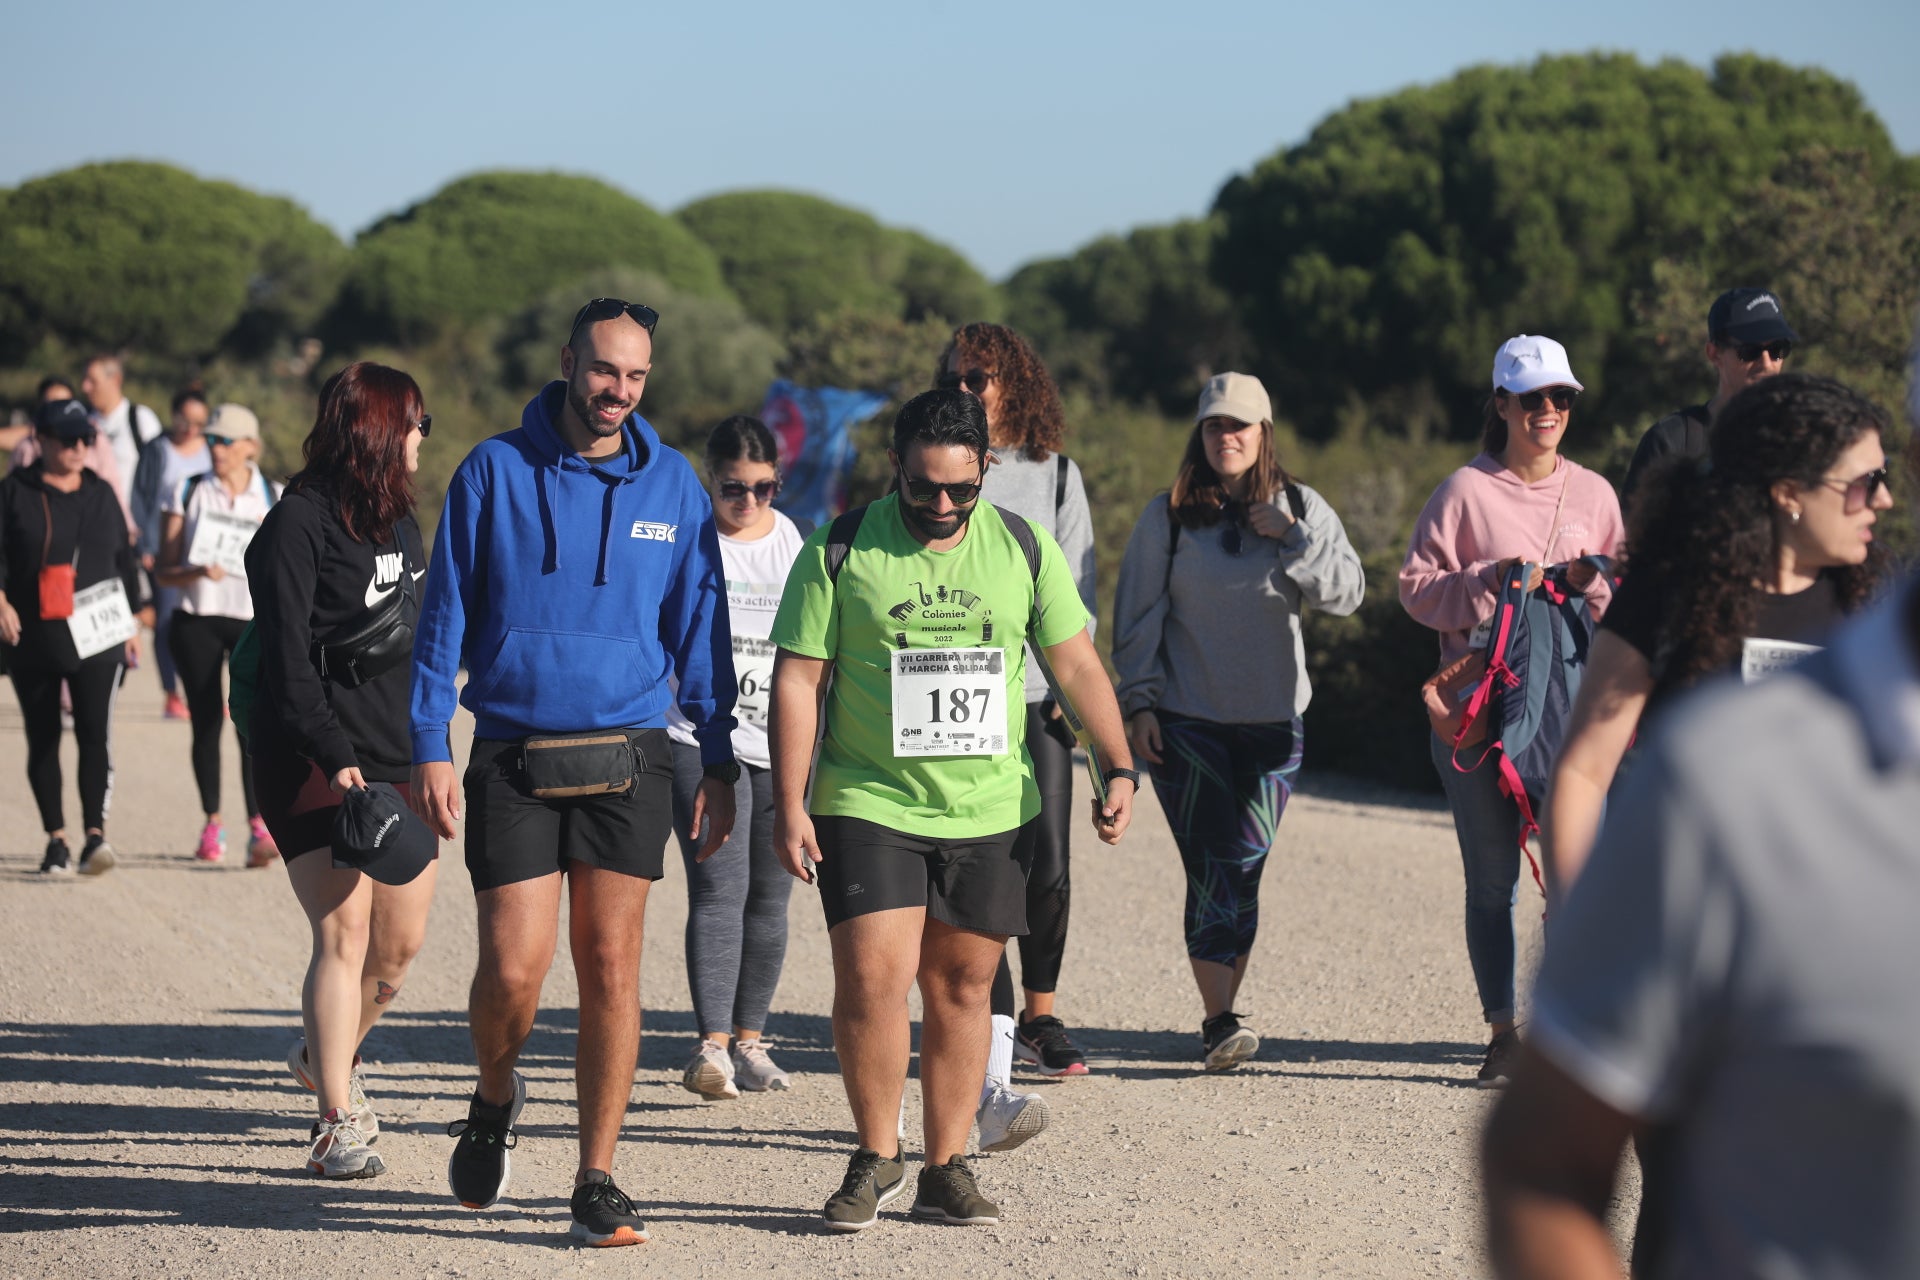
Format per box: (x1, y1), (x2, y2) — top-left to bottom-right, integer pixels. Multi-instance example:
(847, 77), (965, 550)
(1111, 486), (1365, 724)
(980, 448), (1096, 703)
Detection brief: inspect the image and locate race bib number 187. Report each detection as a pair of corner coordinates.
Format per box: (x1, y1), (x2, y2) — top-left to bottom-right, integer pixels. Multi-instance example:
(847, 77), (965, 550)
(890, 647), (1009, 757)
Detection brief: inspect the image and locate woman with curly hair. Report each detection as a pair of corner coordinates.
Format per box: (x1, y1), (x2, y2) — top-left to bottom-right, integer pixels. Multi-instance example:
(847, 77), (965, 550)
(935, 323), (1094, 1145)
(1545, 372), (1894, 891)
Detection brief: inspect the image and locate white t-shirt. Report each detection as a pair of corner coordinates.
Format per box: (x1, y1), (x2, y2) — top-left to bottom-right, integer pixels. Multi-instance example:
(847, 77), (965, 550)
(95, 400), (163, 501)
(165, 465), (281, 620)
(667, 510), (807, 769)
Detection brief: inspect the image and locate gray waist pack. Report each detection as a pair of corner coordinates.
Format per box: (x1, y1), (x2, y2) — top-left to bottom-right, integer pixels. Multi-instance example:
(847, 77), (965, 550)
(521, 731), (637, 799)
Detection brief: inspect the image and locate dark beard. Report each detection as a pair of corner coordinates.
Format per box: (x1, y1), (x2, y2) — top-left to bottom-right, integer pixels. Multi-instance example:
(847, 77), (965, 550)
(901, 500), (974, 543)
(567, 380), (629, 439)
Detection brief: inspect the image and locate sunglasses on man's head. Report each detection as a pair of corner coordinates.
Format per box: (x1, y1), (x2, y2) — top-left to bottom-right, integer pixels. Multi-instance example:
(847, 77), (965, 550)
(936, 369), (994, 396)
(717, 479), (780, 502)
(1818, 466), (1891, 513)
(1501, 387), (1580, 412)
(570, 297), (660, 341)
(897, 464), (985, 506)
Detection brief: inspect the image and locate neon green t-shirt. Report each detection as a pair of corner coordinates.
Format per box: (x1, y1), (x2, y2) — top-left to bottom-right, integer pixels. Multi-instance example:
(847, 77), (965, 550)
(771, 495), (1091, 838)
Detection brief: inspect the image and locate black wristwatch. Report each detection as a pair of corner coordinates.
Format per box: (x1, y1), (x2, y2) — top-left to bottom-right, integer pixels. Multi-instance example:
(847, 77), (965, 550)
(703, 760), (742, 786)
(1102, 767), (1141, 792)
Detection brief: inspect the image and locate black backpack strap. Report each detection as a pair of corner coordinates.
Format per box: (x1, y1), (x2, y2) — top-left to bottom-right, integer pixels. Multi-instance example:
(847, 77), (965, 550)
(1284, 482), (1306, 522)
(993, 505), (1044, 642)
(823, 506), (868, 584)
(789, 514), (816, 539)
(1054, 453), (1068, 515)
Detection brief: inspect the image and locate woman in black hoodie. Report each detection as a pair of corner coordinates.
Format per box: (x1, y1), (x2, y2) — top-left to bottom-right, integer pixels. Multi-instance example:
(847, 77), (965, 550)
(245, 362), (433, 1180)
(0, 400), (143, 876)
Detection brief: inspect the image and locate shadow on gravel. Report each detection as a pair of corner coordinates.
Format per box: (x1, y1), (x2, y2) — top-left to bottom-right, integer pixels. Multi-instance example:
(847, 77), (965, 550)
(1067, 1025), (1482, 1085)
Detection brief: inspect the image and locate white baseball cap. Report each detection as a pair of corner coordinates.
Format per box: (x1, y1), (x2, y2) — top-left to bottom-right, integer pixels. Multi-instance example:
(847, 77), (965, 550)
(1195, 372), (1272, 425)
(1491, 335), (1584, 395)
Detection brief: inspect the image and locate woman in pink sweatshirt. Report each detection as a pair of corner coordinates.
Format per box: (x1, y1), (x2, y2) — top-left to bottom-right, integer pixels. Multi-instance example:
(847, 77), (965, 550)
(1398, 334), (1623, 1087)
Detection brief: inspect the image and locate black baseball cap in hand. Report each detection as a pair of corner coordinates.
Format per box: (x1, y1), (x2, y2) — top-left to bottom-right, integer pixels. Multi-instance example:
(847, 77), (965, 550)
(332, 782), (436, 885)
(1709, 288), (1798, 345)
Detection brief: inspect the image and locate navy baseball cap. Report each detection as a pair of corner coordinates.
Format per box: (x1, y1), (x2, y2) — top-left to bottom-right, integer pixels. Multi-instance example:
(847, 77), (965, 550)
(331, 782), (436, 885)
(1708, 288), (1798, 345)
(34, 399), (97, 443)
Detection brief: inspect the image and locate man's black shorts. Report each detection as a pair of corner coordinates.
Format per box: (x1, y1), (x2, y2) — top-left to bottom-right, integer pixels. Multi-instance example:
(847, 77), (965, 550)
(813, 815), (1027, 936)
(463, 729), (674, 892)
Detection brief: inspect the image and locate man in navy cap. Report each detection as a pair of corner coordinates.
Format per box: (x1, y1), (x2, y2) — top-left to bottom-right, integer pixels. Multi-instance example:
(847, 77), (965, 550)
(1620, 287), (1798, 506)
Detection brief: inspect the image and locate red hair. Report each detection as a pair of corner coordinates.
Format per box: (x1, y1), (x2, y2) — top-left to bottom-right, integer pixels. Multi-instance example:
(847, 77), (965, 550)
(291, 362), (420, 544)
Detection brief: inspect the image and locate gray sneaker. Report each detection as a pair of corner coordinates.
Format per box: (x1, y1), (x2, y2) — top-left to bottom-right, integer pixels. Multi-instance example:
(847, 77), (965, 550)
(823, 1147), (907, 1232)
(288, 1039), (378, 1142)
(976, 1082), (1050, 1153)
(681, 1040), (739, 1100)
(912, 1155), (1000, 1225)
(731, 1039), (792, 1092)
(307, 1107), (385, 1179)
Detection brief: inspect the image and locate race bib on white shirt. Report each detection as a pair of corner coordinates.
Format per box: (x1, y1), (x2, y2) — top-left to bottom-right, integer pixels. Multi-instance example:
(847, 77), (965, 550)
(891, 647), (1009, 757)
(1742, 638), (1821, 684)
(69, 579), (137, 659)
(732, 635), (777, 727)
(186, 509), (260, 578)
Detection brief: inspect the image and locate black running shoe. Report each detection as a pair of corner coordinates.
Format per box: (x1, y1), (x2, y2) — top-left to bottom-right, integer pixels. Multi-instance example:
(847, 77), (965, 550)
(39, 836), (72, 876)
(1014, 1014), (1089, 1077)
(823, 1147), (907, 1232)
(912, 1155), (1000, 1226)
(446, 1070), (526, 1209)
(569, 1169), (649, 1246)
(77, 833), (116, 876)
(1477, 1030), (1520, 1088)
(1200, 1011), (1260, 1072)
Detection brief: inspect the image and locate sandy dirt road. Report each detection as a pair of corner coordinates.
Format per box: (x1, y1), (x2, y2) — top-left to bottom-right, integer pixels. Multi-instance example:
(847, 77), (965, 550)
(0, 653), (1608, 1278)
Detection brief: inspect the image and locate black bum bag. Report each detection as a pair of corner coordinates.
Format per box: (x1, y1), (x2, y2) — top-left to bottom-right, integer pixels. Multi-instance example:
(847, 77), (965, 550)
(521, 731), (641, 799)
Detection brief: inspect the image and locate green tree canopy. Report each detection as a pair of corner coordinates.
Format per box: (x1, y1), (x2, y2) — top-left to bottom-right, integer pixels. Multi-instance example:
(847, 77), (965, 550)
(1212, 53), (1915, 440)
(676, 190), (998, 334)
(334, 171), (729, 346)
(0, 161), (346, 363)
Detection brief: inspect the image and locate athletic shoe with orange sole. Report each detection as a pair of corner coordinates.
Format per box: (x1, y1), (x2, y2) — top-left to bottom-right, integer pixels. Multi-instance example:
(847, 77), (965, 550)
(569, 1169), (650, 1246)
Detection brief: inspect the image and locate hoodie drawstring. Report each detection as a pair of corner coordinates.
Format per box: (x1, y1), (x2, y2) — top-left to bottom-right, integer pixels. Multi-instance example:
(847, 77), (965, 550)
(595, 479), (617, 587)
(538, 463), (561, 575)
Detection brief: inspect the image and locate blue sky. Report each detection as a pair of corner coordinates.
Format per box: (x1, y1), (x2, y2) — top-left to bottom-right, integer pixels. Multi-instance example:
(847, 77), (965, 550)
(5, 0), (1915, 279)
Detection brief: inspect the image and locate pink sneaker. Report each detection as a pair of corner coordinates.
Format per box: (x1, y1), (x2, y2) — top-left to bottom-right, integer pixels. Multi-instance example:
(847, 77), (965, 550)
(195, 820), (226, 863)
(246, 817), (280, 868)
(163, 692), (190, 721)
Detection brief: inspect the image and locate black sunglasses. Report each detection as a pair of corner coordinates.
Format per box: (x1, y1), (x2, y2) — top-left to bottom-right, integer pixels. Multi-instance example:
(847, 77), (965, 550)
(897, 463), (986, 506)
(717, 478), (780, 502)
(1500, 387), (1580, 412)
(936, 369), (994, 395)
(570, 297), (660, 341)
(1218, 501), (1245, 555)
(1729, 340), (1792, 363)
(1819, 466), (1891, 513)
(415, 414), (432, 439)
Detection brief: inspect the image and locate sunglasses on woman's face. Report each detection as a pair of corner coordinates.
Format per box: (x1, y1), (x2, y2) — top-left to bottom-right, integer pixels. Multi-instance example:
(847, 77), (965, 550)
(1502, 387), (1579, 413)
(936, 369), (994, 396)
(717, 479), (780, 502)
(205, 434), (236, 449)
(1818, 466), (1891, 513)
(414, 414), (432, 439)
(897, 465), (985, 506)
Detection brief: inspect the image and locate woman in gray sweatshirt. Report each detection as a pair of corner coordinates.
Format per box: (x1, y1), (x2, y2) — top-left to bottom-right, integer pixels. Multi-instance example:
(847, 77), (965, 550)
(938, 323), (1097, 1138)
(1111, 372), (1364, 1072)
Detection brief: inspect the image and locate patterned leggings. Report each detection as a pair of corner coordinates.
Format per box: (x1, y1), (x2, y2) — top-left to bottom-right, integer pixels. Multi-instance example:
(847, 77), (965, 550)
(1149, 714), (1303, 966)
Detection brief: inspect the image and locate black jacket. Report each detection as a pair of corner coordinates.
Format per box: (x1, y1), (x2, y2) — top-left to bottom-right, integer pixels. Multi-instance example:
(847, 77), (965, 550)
(0, 464), (142, 671)
(244, 481), (425, 782)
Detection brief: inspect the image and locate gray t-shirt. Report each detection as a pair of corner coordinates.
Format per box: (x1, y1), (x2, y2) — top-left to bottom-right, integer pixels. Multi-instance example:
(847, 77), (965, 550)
(1533, 581), (1920, 1279)
(979, 448), (1096, 704)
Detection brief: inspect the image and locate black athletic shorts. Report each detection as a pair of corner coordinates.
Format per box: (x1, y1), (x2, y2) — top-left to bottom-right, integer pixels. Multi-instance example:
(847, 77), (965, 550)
(463, 729), (674, 892)
(813, 815), (1027, 936)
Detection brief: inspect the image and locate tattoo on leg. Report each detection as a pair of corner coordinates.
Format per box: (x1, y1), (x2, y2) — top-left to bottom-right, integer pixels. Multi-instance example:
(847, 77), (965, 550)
(375, 981), (399, 1005)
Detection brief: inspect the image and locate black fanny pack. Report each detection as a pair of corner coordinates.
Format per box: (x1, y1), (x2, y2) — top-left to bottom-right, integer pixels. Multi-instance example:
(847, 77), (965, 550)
(313, 539), (415, 689)
(522, 731), (639, 799)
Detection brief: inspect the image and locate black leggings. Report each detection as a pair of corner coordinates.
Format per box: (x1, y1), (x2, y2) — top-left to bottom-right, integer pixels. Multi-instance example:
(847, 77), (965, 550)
(169, 611), (256, 817)
(10, 655), (124, 833)
(995, 700), (1075, 1009)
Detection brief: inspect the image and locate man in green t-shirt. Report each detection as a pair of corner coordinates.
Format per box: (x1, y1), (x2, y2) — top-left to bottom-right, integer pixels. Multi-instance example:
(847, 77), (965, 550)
(770, 389), (1136, 1232)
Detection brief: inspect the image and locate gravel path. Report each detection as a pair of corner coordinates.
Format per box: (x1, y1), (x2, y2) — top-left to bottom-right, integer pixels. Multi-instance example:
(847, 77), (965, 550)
(0, 656), (1609, 1278)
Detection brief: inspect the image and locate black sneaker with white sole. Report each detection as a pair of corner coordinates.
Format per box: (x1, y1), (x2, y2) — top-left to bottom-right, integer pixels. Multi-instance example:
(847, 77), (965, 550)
(1014, 1014), (1089, 1077)
(39, 837), (72, 876)
(446, 1070), (526, 1209)
(1477, 1029), (1520, 1087)
(1201, 1011), (1260, 1072)
(823, 1147), (906, 1232)
(77, 834), (116, 876)
(912, 1155), (1000, 1225)
(569, 1169), (649, 1246)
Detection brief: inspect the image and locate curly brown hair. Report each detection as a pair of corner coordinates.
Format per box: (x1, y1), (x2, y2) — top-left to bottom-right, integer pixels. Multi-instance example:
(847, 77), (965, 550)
(934, 323), (1066, 461)
(1624, 372), (1891, 703)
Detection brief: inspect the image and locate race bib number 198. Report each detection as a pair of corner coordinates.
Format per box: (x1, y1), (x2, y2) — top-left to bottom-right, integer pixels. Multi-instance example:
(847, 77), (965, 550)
(68, 579), (138, 659)
(890, 647), (1008, 757)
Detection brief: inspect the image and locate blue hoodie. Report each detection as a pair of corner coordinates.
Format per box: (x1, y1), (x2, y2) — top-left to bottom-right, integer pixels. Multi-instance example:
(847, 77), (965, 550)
(410, 383), (737, 765)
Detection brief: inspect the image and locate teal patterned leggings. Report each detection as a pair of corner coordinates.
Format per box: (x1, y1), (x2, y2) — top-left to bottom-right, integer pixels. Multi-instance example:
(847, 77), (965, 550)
(1148, 714), (1303, 965)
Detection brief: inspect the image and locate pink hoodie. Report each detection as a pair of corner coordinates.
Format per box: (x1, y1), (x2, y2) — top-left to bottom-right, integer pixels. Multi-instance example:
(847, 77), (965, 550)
(1400, 453), (1624, 666)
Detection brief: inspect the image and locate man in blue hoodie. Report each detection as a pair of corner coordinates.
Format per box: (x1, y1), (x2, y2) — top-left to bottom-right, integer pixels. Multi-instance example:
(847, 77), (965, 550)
(410, 298), (739, 1248)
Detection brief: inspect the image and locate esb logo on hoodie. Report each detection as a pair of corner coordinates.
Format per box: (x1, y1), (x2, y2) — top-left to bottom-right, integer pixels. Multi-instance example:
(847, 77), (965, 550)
(631, 521), (677, 542)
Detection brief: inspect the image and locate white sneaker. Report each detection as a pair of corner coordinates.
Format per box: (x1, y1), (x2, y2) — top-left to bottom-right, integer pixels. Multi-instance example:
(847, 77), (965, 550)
(975, 1082), (1050, 1154)
(681, 1040), (739, 1099)
(308, 1107), (385, 1179)
(731, 1039), (792, 1091)
(288, 1039), (378, 1142)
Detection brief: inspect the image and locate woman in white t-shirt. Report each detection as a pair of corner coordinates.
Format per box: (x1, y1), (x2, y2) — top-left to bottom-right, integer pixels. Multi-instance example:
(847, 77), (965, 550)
(155, 403), (283, 867)
(667, 416), (808, 1100)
